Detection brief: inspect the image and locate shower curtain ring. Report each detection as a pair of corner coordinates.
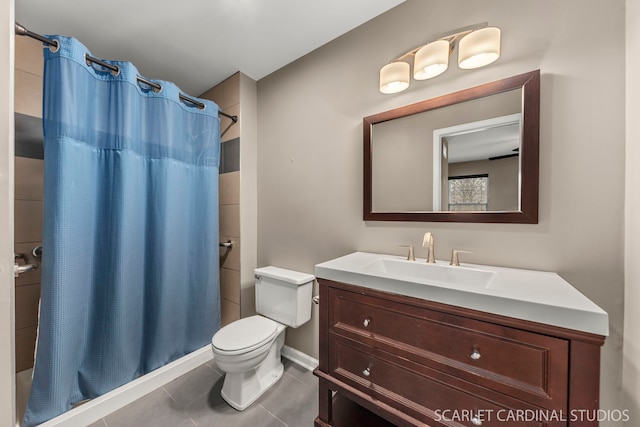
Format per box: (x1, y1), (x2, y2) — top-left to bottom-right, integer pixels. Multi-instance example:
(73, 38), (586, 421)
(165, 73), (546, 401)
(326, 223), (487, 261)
(48, 40), (60, 53)
(85, 54), (120, 76)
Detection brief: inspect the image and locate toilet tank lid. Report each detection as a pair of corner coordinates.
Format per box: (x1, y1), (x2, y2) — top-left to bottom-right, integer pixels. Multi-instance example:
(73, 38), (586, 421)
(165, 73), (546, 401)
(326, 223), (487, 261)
(255, 266), (315, 285)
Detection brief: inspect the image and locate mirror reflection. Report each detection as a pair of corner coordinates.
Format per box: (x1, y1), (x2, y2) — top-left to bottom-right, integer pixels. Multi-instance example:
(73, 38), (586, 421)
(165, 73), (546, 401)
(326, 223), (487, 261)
(433, 110), (522, 212)
(364, 70), (539, 223)
(372, 89), (522, 213)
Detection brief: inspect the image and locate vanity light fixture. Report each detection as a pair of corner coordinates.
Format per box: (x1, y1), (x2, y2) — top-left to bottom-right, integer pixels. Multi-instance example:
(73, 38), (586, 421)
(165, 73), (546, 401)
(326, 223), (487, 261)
(379, 61), (411, 94)
(414, 39), (451, 80)
(458, 26), (501, 69)
(379, 23), (501, 94)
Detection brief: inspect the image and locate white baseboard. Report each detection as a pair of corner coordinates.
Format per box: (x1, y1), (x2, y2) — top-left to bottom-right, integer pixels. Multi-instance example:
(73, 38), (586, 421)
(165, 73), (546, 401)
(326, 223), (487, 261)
(281, 345), (318, 371)
(34, 346), (213, 427)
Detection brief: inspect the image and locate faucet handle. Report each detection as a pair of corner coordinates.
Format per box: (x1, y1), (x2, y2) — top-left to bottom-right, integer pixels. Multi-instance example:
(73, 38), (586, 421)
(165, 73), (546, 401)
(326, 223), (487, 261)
(450, 249), (472, 266)
(399, 245), (416, 261)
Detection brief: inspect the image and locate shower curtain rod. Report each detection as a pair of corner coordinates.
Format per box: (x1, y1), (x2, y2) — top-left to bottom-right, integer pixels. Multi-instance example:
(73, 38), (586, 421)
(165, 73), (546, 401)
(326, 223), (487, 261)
(15, 22), (239, 124)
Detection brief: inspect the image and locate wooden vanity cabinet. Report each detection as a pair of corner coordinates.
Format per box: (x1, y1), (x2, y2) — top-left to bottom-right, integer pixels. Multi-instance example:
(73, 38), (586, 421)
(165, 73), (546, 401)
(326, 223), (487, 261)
(314, 279), (605, 427)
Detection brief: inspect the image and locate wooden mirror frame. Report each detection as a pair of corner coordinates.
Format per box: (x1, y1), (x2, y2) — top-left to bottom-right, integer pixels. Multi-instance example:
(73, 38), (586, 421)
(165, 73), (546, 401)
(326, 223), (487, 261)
(364, 70), (540, 223)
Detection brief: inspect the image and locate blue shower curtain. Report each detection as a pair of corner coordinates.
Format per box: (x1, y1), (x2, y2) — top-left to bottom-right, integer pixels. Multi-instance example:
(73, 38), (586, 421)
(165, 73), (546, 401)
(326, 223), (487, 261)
(23, 36), (221, 426)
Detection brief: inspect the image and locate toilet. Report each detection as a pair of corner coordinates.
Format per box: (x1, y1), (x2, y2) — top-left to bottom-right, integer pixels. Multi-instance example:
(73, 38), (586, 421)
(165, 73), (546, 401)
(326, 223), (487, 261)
(211, 266), (314, 410)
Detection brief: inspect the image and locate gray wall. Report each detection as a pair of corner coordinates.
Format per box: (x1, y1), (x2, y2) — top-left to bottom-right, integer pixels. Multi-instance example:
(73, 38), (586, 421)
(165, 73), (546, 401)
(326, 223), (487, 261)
(257, 0), (625, 423)
(623, 0), (640, 422)
(0, 2), (15, 423)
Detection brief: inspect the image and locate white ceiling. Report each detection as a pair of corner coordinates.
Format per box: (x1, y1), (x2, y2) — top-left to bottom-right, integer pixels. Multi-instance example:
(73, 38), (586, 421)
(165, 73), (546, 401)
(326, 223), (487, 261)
(446, 123), (521, 163)
(16, 0), (405, 96)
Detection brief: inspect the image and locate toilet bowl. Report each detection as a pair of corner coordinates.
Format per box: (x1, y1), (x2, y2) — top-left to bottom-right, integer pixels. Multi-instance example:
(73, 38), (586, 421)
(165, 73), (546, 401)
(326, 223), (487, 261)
(211, 266), (314, 411)
(212, 315), (286, 410)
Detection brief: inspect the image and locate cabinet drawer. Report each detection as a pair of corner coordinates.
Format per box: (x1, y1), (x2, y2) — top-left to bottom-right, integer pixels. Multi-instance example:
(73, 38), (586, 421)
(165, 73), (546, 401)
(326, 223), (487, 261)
(329, 287), (568, 410)
(330, 336), (564, 427)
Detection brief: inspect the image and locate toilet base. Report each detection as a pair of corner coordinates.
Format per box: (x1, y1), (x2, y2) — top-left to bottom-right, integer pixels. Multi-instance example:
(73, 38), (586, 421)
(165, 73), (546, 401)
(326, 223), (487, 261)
(219, 329), (286, 411)
(220, 362), (284, 411)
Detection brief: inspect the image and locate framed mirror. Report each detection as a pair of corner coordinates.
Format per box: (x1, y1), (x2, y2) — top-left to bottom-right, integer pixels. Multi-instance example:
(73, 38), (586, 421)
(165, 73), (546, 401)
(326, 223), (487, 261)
(364, 70), (539, 223)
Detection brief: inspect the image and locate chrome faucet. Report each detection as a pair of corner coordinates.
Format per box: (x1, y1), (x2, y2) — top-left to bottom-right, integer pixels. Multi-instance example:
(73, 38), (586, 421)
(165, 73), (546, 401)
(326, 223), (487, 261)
(422, 232), (436, 264)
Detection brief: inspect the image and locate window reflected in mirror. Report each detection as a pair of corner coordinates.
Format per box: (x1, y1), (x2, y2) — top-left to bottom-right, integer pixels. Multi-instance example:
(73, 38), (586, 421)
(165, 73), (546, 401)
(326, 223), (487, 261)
(448, 174), (489, 211)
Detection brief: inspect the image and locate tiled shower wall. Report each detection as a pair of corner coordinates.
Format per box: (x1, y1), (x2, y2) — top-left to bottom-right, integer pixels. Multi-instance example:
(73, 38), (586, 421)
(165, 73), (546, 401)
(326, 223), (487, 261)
(14, 36), (44, 372)
(200, 74), (242, 326)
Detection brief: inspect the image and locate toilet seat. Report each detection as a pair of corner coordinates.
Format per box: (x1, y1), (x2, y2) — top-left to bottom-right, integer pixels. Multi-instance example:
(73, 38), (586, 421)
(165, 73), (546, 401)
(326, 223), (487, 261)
(212, 315), (279, 356)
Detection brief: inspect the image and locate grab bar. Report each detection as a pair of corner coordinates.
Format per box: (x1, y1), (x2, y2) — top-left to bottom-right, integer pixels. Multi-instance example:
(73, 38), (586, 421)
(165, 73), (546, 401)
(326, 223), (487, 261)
(14, 263), (38, 277)
(14, 252), (39, 277)
(219, 240), (234, 249)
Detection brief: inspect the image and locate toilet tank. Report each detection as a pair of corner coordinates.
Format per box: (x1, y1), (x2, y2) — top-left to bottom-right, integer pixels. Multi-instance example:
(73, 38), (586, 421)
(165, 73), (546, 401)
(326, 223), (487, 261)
(255, 266), (314, 328)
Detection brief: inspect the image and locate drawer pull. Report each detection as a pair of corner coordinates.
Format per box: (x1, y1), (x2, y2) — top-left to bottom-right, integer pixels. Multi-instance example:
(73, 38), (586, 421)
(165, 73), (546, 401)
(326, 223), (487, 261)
(363, 318), (371, 327)
(470, 348), (481, 360)
(471, 413), (483, 425)
(362, 367), (371, 377)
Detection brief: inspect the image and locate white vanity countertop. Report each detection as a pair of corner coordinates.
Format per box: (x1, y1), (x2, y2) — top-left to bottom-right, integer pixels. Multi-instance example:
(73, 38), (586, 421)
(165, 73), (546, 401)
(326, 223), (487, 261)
(315, 251), (609, 336)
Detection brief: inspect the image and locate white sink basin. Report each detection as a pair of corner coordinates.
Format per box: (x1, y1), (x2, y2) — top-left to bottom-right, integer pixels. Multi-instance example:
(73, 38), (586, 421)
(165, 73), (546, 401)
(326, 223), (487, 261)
(315, 251), (609, 336)
(362, 258), (495, 288)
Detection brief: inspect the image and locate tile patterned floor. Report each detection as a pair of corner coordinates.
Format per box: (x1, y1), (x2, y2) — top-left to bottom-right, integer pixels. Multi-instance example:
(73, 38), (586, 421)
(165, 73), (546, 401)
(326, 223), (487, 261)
(87, 359), (318, 427)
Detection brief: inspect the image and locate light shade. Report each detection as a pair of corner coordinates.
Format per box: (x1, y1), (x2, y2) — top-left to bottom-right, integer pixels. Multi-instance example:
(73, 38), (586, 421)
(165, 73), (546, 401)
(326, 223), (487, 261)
(458, 27), (501, 69)
(379, 62), (410, 94)
(414, 40), (450, 80)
